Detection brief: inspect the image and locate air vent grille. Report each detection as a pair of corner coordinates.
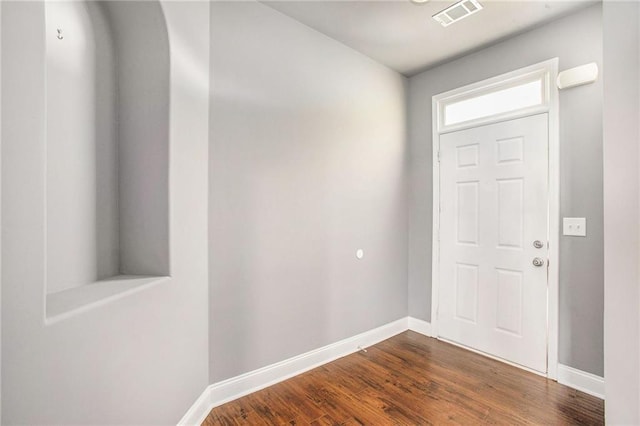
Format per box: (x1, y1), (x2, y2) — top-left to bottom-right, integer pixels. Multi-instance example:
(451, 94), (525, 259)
(433, 0), (483, 27)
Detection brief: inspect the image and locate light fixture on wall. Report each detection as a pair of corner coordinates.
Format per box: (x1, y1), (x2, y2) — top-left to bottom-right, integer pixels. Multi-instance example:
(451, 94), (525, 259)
(557, 63), (599, 90)
(410, 0), (430, 4)
(433, 0), (483, 27)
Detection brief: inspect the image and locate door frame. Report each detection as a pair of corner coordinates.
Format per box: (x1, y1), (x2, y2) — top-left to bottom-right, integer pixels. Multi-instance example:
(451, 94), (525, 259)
(430, 58), (560, 379)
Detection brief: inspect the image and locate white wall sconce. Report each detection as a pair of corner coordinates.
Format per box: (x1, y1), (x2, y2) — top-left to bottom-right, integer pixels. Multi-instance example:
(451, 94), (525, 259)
(557, 63), (598, 90)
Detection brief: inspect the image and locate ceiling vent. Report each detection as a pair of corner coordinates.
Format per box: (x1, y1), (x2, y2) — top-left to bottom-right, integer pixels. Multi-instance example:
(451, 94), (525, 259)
(433, 0), (483, 27)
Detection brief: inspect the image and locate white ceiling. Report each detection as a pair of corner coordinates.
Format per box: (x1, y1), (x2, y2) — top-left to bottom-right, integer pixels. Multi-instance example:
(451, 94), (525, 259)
(262, 0), (597, 76)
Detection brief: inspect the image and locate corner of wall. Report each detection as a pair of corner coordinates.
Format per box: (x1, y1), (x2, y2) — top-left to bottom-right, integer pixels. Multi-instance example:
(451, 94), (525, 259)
(0, 0), (3, 421)
(603, 0), (640, 423)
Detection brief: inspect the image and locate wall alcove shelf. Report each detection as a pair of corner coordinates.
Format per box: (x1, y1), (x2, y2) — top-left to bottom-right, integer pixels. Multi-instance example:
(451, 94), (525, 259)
(44, 0), (170, 322)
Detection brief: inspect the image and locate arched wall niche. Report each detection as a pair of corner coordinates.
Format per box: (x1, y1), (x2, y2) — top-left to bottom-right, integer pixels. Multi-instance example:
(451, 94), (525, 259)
(44, 0), (170, 318)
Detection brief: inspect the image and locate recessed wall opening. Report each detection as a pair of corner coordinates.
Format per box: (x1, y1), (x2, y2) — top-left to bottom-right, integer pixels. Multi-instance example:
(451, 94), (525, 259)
(44, 0), (170, 320)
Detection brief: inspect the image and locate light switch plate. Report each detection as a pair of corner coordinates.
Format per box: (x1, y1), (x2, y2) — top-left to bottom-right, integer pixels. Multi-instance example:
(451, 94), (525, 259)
(563, 217), (587, 237)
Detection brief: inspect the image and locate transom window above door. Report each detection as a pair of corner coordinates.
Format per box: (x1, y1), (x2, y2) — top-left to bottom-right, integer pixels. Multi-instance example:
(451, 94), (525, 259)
(437, 69), (551, 132)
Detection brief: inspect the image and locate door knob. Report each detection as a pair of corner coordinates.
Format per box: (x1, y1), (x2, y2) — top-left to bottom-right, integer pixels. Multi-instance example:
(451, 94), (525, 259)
(532, 257), (545, 267)
(533, 240), (544, 249)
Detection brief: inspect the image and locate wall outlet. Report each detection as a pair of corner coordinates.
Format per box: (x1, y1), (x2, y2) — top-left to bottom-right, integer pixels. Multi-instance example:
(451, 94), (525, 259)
(563, 217), (586, 237)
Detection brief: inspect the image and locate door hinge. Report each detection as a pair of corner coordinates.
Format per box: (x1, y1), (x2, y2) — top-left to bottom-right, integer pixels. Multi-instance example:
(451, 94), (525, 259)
(437, 151), (441, 162)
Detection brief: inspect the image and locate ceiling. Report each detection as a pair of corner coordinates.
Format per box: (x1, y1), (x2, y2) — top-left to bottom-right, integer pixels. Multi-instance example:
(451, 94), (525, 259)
(262, 0), (597, 76)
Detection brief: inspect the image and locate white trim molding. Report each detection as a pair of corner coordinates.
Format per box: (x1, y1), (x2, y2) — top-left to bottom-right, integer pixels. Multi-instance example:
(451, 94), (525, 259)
(177, 318), (409, 426)
(178, 316), (599, 426)
(408, 317), (433, 337)
(178, 386), (213, 426)
(557, 364), (605, 399)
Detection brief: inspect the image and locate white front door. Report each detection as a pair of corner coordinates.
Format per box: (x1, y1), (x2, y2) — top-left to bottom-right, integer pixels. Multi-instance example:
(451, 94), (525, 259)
(438, 113), (549, 373)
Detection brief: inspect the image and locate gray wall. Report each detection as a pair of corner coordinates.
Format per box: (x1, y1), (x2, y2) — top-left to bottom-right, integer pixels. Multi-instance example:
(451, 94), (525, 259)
(209, 1), (408, 382)
(0, 1), (3, 420)
(105, 1), (171, 278)
(1, 2), (210, 424)
(45, 1), (120, 292)
(408, 5), (604, 376)
(603, 1), (640, 423)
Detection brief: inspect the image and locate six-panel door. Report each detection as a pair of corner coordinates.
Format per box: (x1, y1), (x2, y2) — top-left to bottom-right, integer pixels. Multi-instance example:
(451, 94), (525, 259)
(438, 113), (549, 373)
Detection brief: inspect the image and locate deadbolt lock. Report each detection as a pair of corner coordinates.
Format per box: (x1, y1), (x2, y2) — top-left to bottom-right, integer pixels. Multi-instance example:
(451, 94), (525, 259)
(533, 240), (544, 249)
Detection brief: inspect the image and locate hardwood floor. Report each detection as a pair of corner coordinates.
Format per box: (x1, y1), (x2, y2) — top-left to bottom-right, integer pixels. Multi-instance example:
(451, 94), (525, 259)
(203, 331), (604, 425)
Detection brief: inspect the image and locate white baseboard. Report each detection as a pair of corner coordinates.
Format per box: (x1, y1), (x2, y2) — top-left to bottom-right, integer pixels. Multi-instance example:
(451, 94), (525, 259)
(178, 385), (215, 426)
(179, 319), (603, 425)
(178, 317), (604, 426)
(177, 317), (408, 425)
(408, 317), (433, 337)
(557, 363), (604, 399)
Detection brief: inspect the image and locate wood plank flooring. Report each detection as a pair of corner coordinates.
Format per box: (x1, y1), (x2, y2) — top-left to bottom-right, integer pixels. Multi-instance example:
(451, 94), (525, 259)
(203, 331), (604, 425)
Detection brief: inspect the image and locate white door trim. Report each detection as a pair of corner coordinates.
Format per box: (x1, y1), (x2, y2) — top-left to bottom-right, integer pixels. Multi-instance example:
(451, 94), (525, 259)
(430, 58), (560, 379)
